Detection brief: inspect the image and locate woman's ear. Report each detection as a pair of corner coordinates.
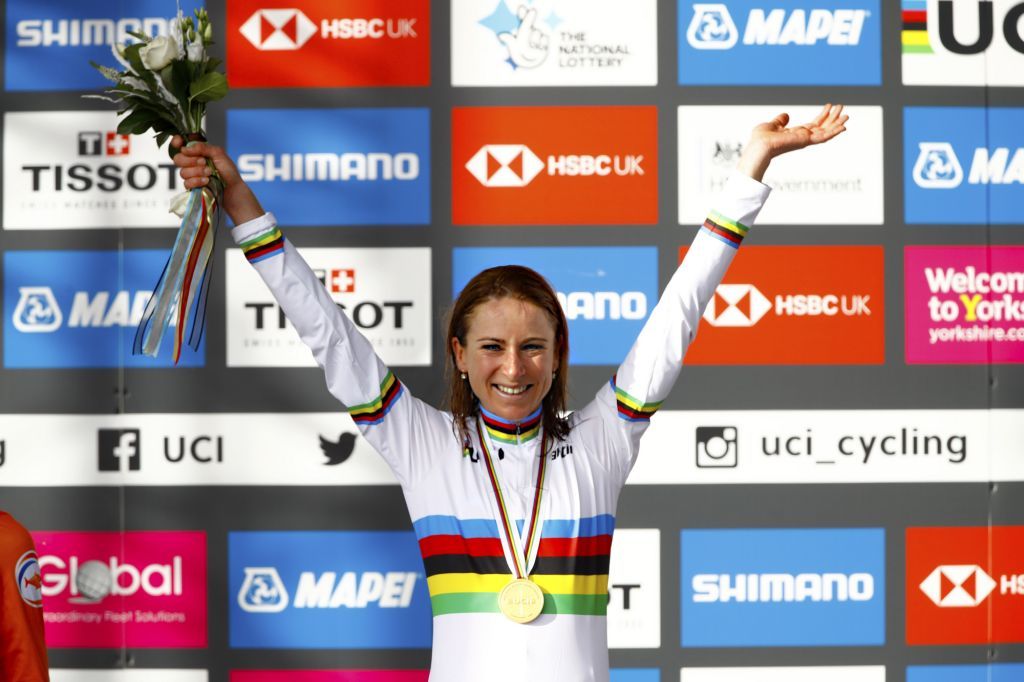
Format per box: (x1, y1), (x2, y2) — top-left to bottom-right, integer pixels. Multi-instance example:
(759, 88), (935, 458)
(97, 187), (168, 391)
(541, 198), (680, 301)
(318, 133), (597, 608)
(451, 336), (466, 373)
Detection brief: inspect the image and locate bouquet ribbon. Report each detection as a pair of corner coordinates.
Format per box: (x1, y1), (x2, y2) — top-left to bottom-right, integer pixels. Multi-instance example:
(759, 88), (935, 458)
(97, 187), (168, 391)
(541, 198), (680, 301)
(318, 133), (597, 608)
(133, 183), (222, 364)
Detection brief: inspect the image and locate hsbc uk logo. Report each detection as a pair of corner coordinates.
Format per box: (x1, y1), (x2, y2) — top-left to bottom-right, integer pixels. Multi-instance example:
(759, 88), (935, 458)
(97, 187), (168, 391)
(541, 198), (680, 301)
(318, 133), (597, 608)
(239, 9), (417, 50)
(703, 284), (871, 327)
(465, 144), (644, 187)
(920, 565), (997, 607)
(913, 142), (1024, 188)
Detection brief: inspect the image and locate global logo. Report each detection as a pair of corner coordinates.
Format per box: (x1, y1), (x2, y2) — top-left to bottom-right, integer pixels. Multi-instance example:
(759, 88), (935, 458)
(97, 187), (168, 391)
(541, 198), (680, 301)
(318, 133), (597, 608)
(465, 144), (545, 187)
(687, 3), (739, 49)
(913, 142), (964, 188)
(238, 567), (289, 613)
(16, 550), (43, 607)
(239, 9), (318, 50)
(920, 564), (997, 607)
(703, 284), (772, 327)
(11, 287), (62, 333)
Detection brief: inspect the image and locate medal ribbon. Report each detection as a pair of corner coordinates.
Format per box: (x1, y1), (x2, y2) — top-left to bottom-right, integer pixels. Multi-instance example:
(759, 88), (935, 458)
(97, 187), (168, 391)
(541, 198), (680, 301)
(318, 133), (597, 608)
(475, 419), (548, 579)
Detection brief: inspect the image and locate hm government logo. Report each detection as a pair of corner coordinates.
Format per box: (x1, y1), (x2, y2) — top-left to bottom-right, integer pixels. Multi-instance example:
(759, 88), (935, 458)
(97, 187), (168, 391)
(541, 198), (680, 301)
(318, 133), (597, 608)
(920, 565), (997, 607)
(466, 144), (545, 187)
(239, 9), (318, 50)
(238, 567), (289, 613)
(913, 143), (964, 188)
(688, 3), (739, 49)
(479, 3), (552, 69)
(11, 287), (62, 333)
(703, 284), (772, 327)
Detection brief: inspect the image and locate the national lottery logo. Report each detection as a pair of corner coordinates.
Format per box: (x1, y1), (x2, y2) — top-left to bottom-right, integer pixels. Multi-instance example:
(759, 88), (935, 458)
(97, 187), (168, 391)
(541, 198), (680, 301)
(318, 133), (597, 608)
(238, 9), (318, 50)
(479, 3), (551, 69)
(920, 565), (997, 607)
(11, 287), (63, 333)
(687, 3), (739, 49)
(238, 567), (290, 613)
(15, 550), (43, 607)
(913, 143), (964, 188)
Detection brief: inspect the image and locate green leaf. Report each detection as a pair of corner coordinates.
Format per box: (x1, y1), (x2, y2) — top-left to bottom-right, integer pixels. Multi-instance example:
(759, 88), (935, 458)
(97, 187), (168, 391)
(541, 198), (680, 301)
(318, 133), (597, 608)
(169, 59), (193, 103)
(155, 131), (171, 148)
(203, 57), (223, 75)
(125, 30), (151, 43)
(189, 71), (228, 103)
(117, 109), (157, 135)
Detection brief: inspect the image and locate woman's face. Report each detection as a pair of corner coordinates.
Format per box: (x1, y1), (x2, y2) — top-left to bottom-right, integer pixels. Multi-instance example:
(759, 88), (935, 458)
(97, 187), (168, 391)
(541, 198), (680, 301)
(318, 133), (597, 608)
(452, 296), (560, 423)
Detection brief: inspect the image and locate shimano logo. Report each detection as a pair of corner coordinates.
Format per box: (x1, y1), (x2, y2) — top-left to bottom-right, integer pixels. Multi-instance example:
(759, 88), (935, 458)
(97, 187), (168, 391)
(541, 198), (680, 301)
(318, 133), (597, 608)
(693, 572), (875, 603)
(16, 17), (171, 47)
(687, 4), (867, 49)
(914, 143), (1024, 188)
(920, 565), (996, 607)
(556, 291), (647, 321)
(238, 153), (419, 182)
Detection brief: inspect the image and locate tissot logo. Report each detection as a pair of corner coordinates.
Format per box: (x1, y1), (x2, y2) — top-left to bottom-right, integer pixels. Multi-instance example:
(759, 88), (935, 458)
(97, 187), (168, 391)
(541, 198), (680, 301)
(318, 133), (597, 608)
(920, 565), (997, 607)
(97, 429), (140, 472)
(239, 9), (318, 50)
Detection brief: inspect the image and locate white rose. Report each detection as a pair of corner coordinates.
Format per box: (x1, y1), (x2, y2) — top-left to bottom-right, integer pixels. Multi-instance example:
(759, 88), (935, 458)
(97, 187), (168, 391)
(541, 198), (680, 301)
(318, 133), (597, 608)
(140, 35), (178, 71)
(186, 41), (205, 63)
(168, 190), (191, 218)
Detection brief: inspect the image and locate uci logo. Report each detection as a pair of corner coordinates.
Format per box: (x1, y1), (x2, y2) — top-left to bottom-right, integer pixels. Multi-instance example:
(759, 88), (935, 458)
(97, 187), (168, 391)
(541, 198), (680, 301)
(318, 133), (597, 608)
(12, 287), (62, 333)
(913, 142), (964, 189)
(687, 3), (739, 50)
(935, 0), (1024, 55)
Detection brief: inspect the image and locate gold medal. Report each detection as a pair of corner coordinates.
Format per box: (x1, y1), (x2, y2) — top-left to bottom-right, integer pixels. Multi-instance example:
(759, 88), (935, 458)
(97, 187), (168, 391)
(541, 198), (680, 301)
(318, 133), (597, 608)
(498, 578), (545, 624)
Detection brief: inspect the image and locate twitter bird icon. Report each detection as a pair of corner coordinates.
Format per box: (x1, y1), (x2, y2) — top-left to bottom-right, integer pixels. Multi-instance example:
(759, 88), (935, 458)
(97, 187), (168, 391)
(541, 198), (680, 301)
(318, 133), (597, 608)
(320, 432), (356, 465)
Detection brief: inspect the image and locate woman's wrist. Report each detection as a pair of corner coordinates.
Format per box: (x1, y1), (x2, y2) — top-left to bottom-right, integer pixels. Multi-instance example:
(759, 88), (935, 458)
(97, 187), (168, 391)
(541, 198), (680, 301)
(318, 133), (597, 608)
(735, 138), (772, 183)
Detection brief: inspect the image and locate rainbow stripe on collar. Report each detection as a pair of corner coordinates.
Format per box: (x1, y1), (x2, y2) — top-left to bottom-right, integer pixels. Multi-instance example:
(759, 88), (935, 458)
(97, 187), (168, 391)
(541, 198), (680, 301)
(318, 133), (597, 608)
(479, 405), (542, 445)
(702, 210), (749, 249)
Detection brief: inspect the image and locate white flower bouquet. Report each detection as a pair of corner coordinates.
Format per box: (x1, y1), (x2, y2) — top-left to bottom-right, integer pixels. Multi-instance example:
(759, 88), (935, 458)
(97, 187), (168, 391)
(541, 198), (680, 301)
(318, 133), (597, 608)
(89, 8), (227, 363)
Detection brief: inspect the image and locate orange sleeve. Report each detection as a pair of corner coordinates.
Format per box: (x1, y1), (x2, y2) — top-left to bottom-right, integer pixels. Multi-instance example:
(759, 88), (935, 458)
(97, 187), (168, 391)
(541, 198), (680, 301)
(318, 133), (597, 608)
(0, 512), (50, 681)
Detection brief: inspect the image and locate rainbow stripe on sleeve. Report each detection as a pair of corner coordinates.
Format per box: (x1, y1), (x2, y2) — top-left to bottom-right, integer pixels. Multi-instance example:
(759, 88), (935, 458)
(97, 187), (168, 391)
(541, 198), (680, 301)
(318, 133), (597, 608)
(610, 376), (662, 422)
(414, 514), (614, 618)
(348, 371), (404, 426)
(701, 210), (749, 249)
(240, 226), (284, 263)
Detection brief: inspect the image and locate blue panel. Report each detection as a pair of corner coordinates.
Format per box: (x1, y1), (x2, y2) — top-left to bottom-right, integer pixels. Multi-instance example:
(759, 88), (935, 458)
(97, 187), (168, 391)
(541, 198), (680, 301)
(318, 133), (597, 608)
(228, 108), (430, 226)
(4, 250), (204, 368)
(681, 528), (885, 647)
(452, 246), (658, 366)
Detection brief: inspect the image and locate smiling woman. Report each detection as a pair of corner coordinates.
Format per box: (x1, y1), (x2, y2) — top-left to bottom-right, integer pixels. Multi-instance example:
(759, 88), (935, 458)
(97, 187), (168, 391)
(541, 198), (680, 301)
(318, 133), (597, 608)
(171, 104), (847, 682)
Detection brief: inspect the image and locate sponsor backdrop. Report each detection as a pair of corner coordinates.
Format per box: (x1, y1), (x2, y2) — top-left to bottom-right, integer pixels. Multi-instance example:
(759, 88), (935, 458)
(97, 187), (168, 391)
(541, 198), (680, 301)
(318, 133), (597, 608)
(0, 0), (1020, 681)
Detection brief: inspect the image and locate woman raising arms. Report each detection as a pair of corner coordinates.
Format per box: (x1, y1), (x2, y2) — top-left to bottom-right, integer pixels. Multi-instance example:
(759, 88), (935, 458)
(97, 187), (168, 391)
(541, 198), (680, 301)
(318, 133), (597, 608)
(173, 105), (846, 681)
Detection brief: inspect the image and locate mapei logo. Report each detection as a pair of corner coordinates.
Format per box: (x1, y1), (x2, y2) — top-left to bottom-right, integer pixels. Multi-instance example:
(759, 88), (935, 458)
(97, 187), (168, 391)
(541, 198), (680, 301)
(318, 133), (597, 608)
(687, 3), (869, 49)
(11, 287), (62, 333)
(16, 550), (43, 607)
(11, 286), (152, 333)
(920, 565), (997, 607)
(238, 567), (289, 612)
(239, 9), (318, 50)
(913, 142), (1024, 188)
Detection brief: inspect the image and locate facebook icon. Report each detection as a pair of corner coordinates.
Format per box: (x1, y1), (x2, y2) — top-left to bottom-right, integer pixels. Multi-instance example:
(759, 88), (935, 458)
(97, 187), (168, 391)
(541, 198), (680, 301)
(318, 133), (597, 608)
(98, 429), (141, 471)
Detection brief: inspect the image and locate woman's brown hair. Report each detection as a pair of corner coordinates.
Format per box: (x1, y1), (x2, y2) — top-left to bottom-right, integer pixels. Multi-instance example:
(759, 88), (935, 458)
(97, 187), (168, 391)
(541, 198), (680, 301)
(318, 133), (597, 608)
(445, 265), (570, 455)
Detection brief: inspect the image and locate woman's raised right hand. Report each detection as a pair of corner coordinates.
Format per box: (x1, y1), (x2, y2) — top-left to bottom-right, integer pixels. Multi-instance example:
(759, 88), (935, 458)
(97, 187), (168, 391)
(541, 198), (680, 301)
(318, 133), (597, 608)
(170, 135), (265, 225)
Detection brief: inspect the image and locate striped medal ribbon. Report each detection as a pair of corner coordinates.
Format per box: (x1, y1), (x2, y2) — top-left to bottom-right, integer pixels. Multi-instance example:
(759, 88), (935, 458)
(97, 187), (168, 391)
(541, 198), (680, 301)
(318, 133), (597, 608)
(475, 418), (548, 624)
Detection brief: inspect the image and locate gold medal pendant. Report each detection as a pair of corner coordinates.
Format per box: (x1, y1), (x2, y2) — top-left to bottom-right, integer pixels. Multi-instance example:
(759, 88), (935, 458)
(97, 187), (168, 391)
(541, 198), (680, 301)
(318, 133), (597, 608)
(498, 578), (545, 624)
